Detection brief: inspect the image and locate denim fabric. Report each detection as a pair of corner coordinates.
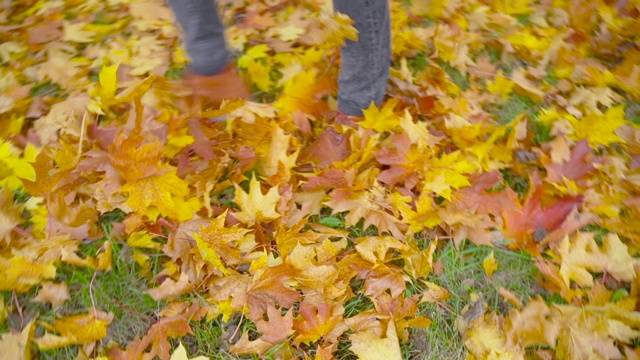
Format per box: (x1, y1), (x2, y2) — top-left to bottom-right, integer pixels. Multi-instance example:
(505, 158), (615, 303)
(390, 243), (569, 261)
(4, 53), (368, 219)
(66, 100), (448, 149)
(333, 0), (391, 116)
(166, 0), (391, 116)
(167, 0), (230, 75)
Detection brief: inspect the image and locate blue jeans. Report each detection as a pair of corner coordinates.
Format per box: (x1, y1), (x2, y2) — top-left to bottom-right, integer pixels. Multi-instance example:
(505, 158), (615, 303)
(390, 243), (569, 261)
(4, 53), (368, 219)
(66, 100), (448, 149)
(166, 0), (390, 116)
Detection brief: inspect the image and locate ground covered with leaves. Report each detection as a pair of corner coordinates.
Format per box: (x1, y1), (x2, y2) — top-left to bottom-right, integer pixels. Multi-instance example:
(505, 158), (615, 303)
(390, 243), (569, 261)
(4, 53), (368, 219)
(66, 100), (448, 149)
(1, 0), (640, 359)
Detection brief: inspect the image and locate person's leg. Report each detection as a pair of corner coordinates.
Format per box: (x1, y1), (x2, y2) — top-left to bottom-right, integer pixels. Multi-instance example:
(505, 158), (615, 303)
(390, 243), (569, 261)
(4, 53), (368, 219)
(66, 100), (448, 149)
(166, 0), (229, 76)
(333, 0), (391, 116)
(167, 0), (249, 105)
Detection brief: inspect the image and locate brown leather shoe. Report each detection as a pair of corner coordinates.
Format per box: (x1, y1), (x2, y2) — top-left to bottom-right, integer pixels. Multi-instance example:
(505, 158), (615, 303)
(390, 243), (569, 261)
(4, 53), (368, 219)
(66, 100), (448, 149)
(184, 65), (250, 108)
(325, 109), (360, 127)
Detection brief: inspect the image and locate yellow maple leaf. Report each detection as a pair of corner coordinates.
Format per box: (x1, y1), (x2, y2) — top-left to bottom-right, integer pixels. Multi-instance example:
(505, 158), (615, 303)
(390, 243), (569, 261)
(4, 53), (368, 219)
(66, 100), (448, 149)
(0, 188), (23, 242)
(170, 342), (210, 360)
(90, 70), (155, 114)
(355, 236), (410, 264)
(35, 310), (113, 350)
(32, 282), (69, 308)
(276, 25), (305, 41)
(120, 170), (197, 222)
(274, 69), (333, 118)
(399, 109), (440, 148)
(172, 45), (189, 66)
(95, 241), (113, 271)
(0, 256), (57, 292)
(506, 31), (551, 53)
(554, 303), (627, 360)
(147, 273), (194, 301)
(483, 251), (498, 278)
(493, 0), (532, 15)
(247, 59), (272, 92)
(316, 12), (358, 48)
(349, 319), (402, 360)
(391, 192), (441, 232)
(98, 63), (119, 101)
(423, 151), (473, 200)
(360, 99), (402, 133)
(411, 0), (448, 18)
(557, 232), (636, 287)
(127, 230), (160, 249)
(0, 320), (33, 360)
(193, 211), (254, 274)
(193, 233), (229, 275)
(465, 315), (525, 359)
(487, 73), (515, 99)
(114, 73), (155, 103)
(62, 21), (97, 43)
(404, 240), (437, 279)
(0, 41), (26, 63)
(233, 175), (281, 225)
(164, 133), (194, 158)
(569, 105), (626, 147)
(237, 45), (270, 69)
(505, 298), (559, 348)
(293, 301), (342, 345)
(0, 141), (36, 190)
(261, 124), (299, 181)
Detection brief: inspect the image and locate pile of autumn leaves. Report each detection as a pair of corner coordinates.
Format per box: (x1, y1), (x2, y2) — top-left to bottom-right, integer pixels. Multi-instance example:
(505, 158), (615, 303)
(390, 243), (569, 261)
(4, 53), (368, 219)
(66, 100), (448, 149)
(1, 0), (640, 359)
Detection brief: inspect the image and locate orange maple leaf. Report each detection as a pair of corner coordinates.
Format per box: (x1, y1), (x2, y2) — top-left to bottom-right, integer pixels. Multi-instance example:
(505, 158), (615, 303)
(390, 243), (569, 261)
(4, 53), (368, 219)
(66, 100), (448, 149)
(247, 264), (301, 320)
(503, 175), (583, 245)
(117, 303), (205, 360)
(293, 301), (343, 344)
(256, 305), (295, 344)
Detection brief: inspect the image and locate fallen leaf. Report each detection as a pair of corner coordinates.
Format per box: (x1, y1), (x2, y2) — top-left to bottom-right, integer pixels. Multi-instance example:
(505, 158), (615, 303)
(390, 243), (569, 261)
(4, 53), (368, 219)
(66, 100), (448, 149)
(169, 342), (209, 360)
(35, 310), (113, 350)
(349, 318), (402, 360)
(482, 251), (498, 278)
(31, 282), (69, 308)
(359, 99), (402, 133)
(147, 273), (194, 301)
(505, 298), (559, 348)
(299, 127), (349, 168)
(0, 321), (34, 360)
(233, 175), (281, 225)
(293, 301), (342, 344)
(123, 303), (205, 360)
(420, 281), (451, 303)
(498, 288), (523, 308)
(255, 305), (295, 344)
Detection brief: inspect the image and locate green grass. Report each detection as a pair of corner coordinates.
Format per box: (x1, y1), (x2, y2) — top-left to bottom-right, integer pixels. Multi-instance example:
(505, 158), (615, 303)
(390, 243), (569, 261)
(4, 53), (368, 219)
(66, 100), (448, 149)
(307, 207), (379, 240)
(344, 279), (375, 318)
(531, 119), (553, 144)
(405, 240), (540, 359)
(500, 168), (530, 200)
(626, 99), (640, 126)
(165, 66), (187, 80)
(184, 318), (226, 358)
(492, 94), (539, 125)
(98, 209), (127, 236)
(408, 53), (429, 73)
(57, 244), (162, 345)
(1, 242), (164, 359)
(178, 316), (255, 360)
(333, 334), (358, 360)
(1, 207), (542, 360)
(439, 61), (470, 90)
(29, 81), (63, 98)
